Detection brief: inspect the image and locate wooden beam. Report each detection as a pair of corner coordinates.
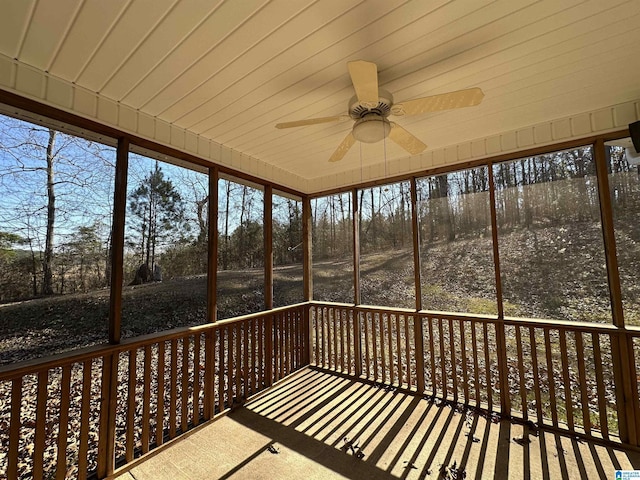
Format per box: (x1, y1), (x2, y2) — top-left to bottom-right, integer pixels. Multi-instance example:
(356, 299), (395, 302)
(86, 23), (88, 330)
(108, 137), (129, 344)
(265, 185), (273, 310)
(488, 163), (510, 415)
(302, 196), (312, 365)
(594, 138), (624, 326)
(207, 166), (218, 323)
(410, 178), (425, 392)
(302, 197), (312, 301)
(204, 167), (218, 420)
(352, 190), (362, 377)
(410, 178), (422, 312)
(594, 137), (637, 445)
(487, 164), (504, 318)
(352, 189), (360, 306)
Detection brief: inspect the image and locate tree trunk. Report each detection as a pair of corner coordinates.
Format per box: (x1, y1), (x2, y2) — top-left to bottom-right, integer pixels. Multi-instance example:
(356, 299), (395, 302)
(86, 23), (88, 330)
(42, 129), (56, 295)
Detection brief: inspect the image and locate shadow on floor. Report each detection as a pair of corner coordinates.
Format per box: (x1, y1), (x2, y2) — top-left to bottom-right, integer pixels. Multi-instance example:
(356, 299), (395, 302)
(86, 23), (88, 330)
(118, 367), (640, 480)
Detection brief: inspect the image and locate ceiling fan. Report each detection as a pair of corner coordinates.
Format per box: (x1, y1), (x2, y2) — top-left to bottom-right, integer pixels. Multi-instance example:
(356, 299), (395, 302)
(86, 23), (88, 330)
(275, 60), (485, 162)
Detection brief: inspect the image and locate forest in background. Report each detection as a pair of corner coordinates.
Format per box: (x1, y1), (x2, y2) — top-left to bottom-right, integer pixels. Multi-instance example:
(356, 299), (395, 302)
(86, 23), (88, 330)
(2, 110), (640, 365)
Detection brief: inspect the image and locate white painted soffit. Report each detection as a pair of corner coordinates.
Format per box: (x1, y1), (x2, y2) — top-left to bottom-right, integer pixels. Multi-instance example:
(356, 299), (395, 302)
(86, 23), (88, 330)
(0, 55), (637, 195)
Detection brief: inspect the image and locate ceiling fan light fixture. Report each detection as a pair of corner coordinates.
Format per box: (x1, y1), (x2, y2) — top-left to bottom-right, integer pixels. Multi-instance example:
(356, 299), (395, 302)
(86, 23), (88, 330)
(352, 115), (391, 143)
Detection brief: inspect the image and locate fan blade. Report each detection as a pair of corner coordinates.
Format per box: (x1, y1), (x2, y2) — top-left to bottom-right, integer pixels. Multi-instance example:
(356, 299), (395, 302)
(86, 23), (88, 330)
(347, 60), (379, 106)
(393, 87), (484, 116)
(275, 115), (348, 129)
(329, 133), (356, 162)
(389, 123), (427, 155)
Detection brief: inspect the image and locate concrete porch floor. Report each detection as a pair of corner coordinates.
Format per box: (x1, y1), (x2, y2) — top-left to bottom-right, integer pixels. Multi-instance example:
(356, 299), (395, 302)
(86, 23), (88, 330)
(113, 367), (640, 479)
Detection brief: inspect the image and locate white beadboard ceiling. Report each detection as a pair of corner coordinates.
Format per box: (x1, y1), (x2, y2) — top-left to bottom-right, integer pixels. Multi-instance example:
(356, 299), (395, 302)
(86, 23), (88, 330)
(0, 0), (639, 194)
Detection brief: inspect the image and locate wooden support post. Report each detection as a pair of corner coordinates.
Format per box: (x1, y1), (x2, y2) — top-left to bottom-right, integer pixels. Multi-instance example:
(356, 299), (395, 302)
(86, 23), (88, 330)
(204, 167), (218, 421)
(265, 185), (273, 310)
(207, 166), (218, 324)
(302, 196), (312, 365)
(488, 164), (511, 415)
(352, 189), (362, 377)
(594, 138), (637, 445)
(410, 178), (425, 393)
(108, 137), (128, 344)
(352, 189), (361, 306)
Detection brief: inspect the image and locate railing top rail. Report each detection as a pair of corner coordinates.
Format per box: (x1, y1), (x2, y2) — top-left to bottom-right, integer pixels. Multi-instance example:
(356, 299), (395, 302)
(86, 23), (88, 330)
(0, 303), (308, 381)
(310, 300), (625, 333)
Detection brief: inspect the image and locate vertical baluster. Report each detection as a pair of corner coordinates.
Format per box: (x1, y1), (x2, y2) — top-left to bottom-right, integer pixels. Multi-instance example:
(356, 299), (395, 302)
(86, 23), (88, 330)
(142, 345), (151, 453)
(544, 329), (558, 427)
(515, 325), (527, 419)
(170, 340), (178, 438)
(8, 377), (22, 479)
(292, 310), (297, 370)
(314, 307), (320, 365)
(575, 332), (590, 435)
(126, 350), (137, 460)
(364, 312), (371, 379)
(157, 342), (165, 446)
(193, 334), (201, 425)
(322, 308), (327, 368)
(277, 314), (283, 378)
(33, 370), (48, 478)
(372, 313), (379, 381)
(388, 314), (394, 385)
(448, 318), (458, 402)
(258, 320), (265, 388)
(559, 329), (574, 431)
(529, 327), (543, 427)
(427, 317), (436, 395)
(460, 321), (469, 404)
(347, 310), (353, 375)
(251, 320), (257, 394)
(339, 309), (345, 372)
(181, 337), (190, 432)
(333, 308), (340, 371)
(325, 310), (330, 369)
(471, 322), (480, 405)
(404, 316), (411, 388)
(483, 323), (492, 410)
(204, 331), (214, 421)
(438, 318), (447, 399)
(395, 315), (402, 387)
(235, 324), (241, 400)
(230, 324), (237, 408)
(284, 313), (290, 375)
(354, 309), (362, 377)
(592, 333), (609, 439)
(287, 312), (293, 375)
(380, 313), (387, 383)
(56, 364), (72, 480)
(275, 314), (281, 380)
(78, 361), (91, 480)
(292, 310), (297, 371)
(243, 320), (249, 398)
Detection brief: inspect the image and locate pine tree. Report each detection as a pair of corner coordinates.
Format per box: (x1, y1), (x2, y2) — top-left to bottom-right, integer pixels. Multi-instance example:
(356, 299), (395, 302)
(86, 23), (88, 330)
(129, 162), (185, 273)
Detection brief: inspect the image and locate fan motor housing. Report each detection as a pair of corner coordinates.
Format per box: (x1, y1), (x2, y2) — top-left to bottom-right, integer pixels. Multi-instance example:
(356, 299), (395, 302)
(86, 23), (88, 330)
(348, 88), (394, 119)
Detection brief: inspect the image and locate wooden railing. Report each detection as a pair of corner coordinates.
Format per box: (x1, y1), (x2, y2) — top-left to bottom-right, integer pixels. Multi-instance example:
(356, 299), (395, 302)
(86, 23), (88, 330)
(310, 301), (640, 447)
(0, 304), (307, 479)
(2, 300), (638, 479)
